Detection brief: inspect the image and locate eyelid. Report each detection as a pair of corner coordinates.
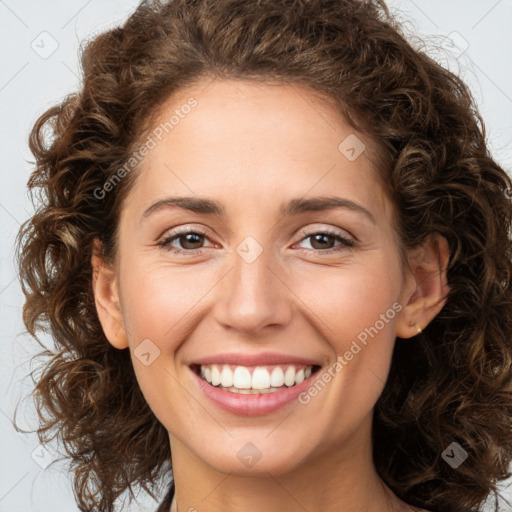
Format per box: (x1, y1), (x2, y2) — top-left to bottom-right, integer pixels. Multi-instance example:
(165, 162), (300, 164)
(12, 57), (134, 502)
(294, 223), (355, 243)
(157, 223), (356, 255)
(157, 224), (212, 241)
(158, 223), (354, 242)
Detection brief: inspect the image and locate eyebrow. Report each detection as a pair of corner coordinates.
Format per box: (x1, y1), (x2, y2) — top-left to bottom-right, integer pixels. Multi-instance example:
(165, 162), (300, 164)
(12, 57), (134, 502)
(142, 195), (376, 224)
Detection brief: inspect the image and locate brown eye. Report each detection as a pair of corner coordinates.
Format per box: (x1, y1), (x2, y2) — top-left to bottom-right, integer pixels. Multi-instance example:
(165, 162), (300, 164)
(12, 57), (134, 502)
(158, 229), (214, 255)
(295, 230), (355, 255)
(175, 232), (205, 250)
(309, 233), (337, 250)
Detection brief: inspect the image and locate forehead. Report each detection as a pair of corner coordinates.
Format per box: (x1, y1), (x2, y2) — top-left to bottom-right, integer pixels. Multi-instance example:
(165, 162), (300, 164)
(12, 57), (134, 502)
(124, 78), (391, 221)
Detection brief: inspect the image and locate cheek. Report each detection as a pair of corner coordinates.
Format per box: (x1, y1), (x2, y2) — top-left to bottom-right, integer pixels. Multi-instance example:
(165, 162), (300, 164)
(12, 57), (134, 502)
(117, 262), (208, 424)
(293, 256), (402, 342)
(290, 254), (402, 399)
(120, 260), (211, 342)
(283, 257), (402, 437)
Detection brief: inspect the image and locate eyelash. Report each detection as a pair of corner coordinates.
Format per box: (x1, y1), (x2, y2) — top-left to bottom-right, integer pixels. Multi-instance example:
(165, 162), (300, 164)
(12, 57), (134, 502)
(157, 227), (355, 256)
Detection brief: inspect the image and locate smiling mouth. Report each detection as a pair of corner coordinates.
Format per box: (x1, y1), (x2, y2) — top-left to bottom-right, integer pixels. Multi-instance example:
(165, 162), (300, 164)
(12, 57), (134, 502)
(190, 363), (322, 394)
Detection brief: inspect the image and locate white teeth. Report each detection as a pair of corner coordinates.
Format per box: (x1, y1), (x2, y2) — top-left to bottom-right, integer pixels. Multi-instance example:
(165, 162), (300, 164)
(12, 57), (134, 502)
(270, 367), (285, 387)
(211, 365), (221, 386)
(220, 365), (233, 387)
(221, 386), (282, 395)
(252, 367), (271, 389)
(284, 366), (296, 386)
(233, 366), (252, 389)
(198, 363), (315, 392)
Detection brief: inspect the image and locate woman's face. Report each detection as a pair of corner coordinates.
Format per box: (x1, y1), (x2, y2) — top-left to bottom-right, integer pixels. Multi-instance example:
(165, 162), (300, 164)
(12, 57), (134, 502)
(100, 78), (420, 476)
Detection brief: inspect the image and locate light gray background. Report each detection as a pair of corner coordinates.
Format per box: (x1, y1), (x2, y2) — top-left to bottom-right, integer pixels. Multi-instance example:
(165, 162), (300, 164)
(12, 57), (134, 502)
(1, 1), (511, 511)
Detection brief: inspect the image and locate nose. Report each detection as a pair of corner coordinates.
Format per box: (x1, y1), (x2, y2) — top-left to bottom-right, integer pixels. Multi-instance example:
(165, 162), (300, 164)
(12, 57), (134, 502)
(213, 242), (293, 336)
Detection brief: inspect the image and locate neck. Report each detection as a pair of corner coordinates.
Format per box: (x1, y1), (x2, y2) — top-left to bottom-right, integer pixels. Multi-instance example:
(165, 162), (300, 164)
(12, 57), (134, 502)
(167, 416), (413, 512)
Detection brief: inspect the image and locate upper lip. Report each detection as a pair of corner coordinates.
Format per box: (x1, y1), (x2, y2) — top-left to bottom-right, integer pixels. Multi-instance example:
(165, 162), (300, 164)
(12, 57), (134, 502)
(190, 352), (323, 367)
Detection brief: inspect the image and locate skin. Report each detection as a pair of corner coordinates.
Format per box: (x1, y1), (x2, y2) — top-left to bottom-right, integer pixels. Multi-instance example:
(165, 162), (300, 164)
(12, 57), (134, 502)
(93, 78), (450, 512)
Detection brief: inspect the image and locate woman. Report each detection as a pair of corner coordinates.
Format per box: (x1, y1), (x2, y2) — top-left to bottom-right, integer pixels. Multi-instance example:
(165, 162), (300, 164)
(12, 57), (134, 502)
(17, 0), (512, 511)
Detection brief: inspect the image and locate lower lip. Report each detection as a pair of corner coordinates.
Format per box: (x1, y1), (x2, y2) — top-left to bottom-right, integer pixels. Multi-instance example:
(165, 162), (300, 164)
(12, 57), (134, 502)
(190, 367), (319, 416)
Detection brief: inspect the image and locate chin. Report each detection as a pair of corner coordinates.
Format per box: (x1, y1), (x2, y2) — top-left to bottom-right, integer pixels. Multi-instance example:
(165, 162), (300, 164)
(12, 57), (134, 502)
(197, 435), (310, 476)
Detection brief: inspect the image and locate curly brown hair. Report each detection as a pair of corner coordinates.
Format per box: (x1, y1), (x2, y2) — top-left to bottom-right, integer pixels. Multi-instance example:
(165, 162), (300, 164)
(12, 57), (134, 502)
(16, 0), (512, 511)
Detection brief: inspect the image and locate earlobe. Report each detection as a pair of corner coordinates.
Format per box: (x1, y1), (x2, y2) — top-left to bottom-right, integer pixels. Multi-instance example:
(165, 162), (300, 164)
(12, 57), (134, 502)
(91, 240), (129, 349)
(395, 233), (451, 339)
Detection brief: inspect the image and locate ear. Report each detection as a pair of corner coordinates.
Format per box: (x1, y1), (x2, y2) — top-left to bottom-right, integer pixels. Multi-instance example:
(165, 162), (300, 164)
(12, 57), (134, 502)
(91, 239), (129, 349)
(395, 232), (451, 339)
